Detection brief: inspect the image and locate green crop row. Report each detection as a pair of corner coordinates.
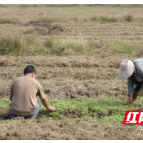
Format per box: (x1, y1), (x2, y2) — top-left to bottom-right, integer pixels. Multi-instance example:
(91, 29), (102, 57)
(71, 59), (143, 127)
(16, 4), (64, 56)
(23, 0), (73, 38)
(1, 95), (143, 123)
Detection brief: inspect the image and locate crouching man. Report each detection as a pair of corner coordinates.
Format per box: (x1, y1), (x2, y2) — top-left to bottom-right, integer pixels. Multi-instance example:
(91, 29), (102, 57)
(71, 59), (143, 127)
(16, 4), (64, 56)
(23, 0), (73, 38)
(9, 65), (55, 119)
(118, 59), (143, 104)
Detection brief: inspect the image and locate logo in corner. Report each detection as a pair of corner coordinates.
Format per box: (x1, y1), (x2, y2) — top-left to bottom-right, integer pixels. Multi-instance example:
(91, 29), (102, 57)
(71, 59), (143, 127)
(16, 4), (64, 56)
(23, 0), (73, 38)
(123, 111), (143, 124)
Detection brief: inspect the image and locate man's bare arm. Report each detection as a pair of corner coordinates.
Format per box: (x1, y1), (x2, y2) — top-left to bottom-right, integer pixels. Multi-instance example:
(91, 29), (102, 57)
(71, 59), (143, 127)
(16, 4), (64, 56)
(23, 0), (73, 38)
(41, 96), (55, 112)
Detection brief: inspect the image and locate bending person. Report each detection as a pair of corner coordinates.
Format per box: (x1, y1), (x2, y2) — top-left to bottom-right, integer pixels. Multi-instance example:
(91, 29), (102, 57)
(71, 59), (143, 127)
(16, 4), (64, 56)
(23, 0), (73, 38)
(118, 59), (143, 104)
(9, 65), (55, 119)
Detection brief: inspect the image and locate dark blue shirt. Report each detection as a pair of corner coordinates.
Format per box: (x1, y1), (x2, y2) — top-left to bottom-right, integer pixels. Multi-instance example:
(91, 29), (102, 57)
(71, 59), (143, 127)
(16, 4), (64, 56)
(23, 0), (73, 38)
(127, 59), (143, 94)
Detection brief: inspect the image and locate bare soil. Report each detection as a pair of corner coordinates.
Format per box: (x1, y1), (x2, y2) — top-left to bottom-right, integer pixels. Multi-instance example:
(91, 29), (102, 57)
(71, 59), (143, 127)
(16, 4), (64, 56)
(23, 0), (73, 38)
(0, 107), (142, 140)
(24, 21), (64, 35)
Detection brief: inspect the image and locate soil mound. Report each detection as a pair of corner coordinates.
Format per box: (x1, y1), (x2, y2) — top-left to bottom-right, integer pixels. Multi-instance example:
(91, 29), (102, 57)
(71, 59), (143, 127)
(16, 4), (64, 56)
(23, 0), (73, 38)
(62, 109), (88, 118)
(24, 21), (64, 35)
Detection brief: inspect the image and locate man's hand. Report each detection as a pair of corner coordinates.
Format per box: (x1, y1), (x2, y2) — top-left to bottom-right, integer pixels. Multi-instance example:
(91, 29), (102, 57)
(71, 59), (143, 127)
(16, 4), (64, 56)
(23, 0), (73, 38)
(133, 91), (138, 101)
(138, 90), (143, 96)
(47, 106), (55, 112)
(127, 94), (133, 104)
(41, 97), (55, 112)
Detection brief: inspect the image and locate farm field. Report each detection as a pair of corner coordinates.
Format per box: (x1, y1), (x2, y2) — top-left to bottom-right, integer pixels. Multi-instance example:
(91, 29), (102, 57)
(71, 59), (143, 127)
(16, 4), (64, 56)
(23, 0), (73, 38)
(0, 4), (143, 139)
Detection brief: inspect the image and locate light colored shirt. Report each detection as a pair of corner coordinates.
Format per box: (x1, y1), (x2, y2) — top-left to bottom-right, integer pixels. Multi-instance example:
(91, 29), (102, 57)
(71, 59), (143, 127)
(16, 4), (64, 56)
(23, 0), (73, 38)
(9, 76), (46, 115)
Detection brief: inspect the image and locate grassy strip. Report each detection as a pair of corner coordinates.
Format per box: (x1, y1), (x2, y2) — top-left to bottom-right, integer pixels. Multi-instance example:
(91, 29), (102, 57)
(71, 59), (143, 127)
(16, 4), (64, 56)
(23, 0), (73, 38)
(0, 36), (138, 56)
(0, 18), (16, 24)
(1, 95), (143, 122)
(90, 14), (134, 23)
(12, 4), (143, 8)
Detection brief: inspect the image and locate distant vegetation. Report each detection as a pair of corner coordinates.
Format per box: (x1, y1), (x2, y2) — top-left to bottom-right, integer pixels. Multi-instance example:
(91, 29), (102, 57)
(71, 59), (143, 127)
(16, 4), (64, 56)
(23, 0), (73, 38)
(0, 4), (142, 8)
(0, 18), (16, 24)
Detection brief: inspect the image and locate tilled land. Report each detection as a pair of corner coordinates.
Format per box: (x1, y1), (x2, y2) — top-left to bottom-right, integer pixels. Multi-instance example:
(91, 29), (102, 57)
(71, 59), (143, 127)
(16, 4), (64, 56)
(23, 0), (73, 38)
(0, 4), (143, 140)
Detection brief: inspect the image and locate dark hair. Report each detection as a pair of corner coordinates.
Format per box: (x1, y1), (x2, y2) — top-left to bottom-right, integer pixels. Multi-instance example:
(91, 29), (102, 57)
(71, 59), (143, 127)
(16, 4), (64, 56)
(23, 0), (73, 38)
(24, 65), (36, 74)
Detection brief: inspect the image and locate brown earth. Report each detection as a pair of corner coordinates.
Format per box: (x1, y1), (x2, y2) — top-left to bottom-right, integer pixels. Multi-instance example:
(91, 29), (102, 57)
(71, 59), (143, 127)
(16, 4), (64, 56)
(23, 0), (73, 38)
(0, 55), (128, 100)
(0, 67), (117, 80)
(0, 114), (141, 140)
(0, 56), (119, 67)
(0, 107), (142, 140)
(0, 67), (127, 100)
(23, 21), (64, 35)
(0, 108), (10, 120)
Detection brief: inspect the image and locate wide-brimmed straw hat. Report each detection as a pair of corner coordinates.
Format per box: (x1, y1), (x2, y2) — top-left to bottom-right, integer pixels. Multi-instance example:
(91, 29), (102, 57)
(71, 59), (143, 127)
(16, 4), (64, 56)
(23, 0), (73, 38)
(118, 59), (135, 79)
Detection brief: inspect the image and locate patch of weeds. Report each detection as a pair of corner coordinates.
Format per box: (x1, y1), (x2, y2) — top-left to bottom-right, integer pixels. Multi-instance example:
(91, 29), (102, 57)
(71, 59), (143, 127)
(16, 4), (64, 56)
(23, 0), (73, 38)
(44, 38), (64, 55)
(0, 18), (16, 24)
(0, 98), (10, 110)
(123, 14), (134, 22)
(44, 4), (78, 7)
(24, 35), (35, 45)
(108, 42), (136, 53)
(19, 4), (28, 8)
(0, 37), (43, 56)
(0, 37), (22, 55)
(65, 42), (85, 53)
(44, 38), (86, 55)
(90, 14), (136, 23)
(90, 16), (117, 23)
(99, 16), (117, 23)
(38, 99), (88, 118)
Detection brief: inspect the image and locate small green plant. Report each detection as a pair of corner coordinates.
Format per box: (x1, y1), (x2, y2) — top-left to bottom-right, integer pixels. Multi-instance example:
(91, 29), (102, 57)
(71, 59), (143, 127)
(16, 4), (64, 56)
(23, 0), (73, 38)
(0, 18), (16, 24)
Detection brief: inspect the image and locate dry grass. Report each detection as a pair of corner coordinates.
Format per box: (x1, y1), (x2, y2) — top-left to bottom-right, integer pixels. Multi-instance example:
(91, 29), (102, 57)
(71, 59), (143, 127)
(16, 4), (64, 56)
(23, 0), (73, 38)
(0, 117), (140, 140)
